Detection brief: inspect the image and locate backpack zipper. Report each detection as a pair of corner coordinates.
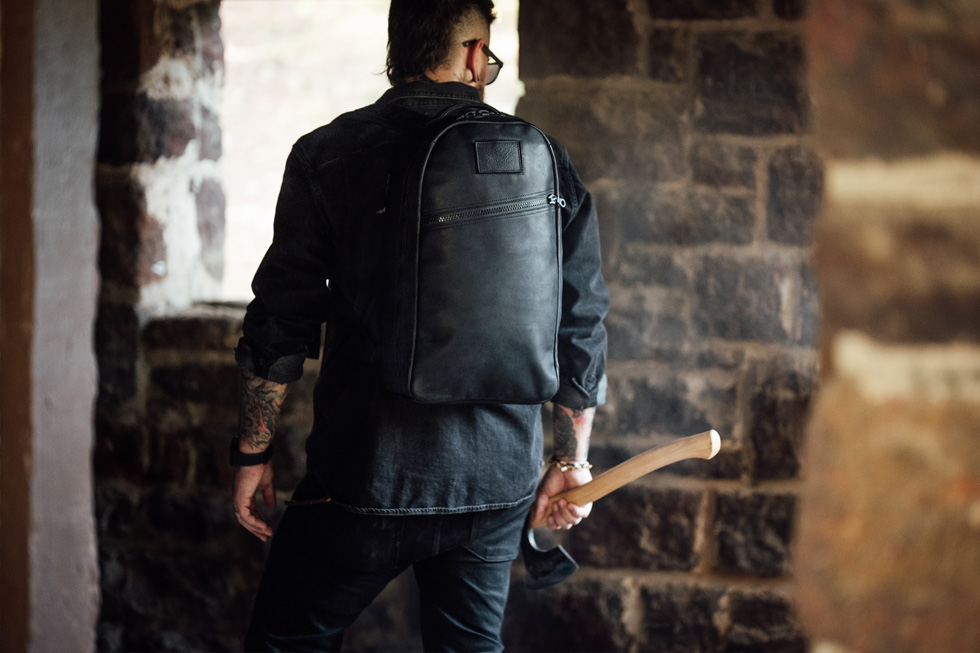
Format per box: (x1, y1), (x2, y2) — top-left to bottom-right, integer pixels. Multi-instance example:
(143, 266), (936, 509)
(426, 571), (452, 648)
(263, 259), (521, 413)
(423, 193), (564, 228)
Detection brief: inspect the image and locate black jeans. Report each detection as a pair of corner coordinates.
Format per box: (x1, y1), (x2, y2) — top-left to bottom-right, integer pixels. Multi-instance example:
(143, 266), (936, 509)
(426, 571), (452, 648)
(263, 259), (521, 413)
(244, 490), (531, 652)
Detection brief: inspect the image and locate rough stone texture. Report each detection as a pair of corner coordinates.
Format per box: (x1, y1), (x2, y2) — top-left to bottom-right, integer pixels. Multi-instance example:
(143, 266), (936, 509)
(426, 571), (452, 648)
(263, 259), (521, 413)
(518, 0), (640, 78)
(798, 384), (980, 651)
(694, 256), (791, 342)
(640, 583), (725, 652)
(724, 589), (807, 652)
(99, 93), (196, 164)
(620, 188), (755, 246)
(817, 214), (980, 344)
(746, 361), (816, 480)
(648, 28), (690, 83)
(691, 140), (758, 188)
(504, 577), (632, 652)
(96, 302), (141, 406)
(798, 5), (980, 642)
(715, 491), (796, 577)
(774, 0), (807, 21)
(570, 486), (703, 570)
(142, 303), (244, 349)
(647, 0), (758, 20)
(695, 31), (809, 135)
(616, 376), (714, 436)
(807, 0), (980, 158)
(605, 292), (689, 361)
(517, 82), (687, 183)
(767, 145), (824, 245)
(97, 173), (167, 287)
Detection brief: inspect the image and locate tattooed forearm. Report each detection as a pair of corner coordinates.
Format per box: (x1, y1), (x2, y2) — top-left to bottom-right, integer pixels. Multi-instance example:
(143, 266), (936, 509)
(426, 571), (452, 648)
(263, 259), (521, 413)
(552, 404), (595, 462)
(238, 370), (289, 451)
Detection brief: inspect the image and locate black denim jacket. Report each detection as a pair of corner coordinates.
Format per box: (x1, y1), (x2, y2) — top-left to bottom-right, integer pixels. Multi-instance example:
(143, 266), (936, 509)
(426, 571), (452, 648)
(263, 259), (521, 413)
(236, 81), (609, 514)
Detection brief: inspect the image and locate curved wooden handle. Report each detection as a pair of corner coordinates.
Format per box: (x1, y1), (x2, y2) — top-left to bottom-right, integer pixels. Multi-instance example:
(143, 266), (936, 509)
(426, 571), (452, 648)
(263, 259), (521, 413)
(529, 429), (721, 530)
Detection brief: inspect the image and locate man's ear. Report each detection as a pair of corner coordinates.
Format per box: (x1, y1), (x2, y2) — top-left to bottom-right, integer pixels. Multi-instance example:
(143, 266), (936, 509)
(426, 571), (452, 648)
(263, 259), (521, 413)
(462, 38), (483, 85)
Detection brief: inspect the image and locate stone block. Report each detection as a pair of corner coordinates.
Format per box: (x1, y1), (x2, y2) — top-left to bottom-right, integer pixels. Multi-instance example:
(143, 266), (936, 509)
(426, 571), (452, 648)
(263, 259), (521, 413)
(798, 260), (819, 347)
(693, 256), (791, 342)
(696, 345), (746, 371)
(99, 0), (159, 84)
(97, 543), (261, 652)
(196, 0), (224, 74)
(797, 382), (980, 652)
(640, 583), (725, 652)
(648, 29), (690, 82)
(517, 83), (687, 183)
(158, 4), (196, 57)
(150, 362), (241, 406)
(96, 302), (141, 406)
(616, 376), (713, 436)
(605, 293), (688, 362)
(504, 577), (632, 651)
(817, 215), (980, 344)
(773, 0), (806, 20)
(142, 305), (244, 350)
(570, 486), (703, 570)
(747, 362), (816, 480)
(96, 483), (143, 539)
(714, 491), (795, 577)
(691, 140), (758, 189)
(621, 188), (755, 246)
(519, 0), (639, 78)
(99, 92), (195, 164)
(144, 489), (233, 543)
(617, 246), (690, 289)
(694, 31), (808, 135)
(97, 173), (166, 287)
(95, 419), (147, 481)
(723, 589), (807, 652)
(195, 177), (225, 279)
(648, 0), (758, 20)
(807, 0), (980, 157)
(766, 145), (823, 245)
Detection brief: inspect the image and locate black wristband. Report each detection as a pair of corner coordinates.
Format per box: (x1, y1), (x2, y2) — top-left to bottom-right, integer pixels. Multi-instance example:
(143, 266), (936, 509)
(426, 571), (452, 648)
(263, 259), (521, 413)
(229, 438), (273, 467)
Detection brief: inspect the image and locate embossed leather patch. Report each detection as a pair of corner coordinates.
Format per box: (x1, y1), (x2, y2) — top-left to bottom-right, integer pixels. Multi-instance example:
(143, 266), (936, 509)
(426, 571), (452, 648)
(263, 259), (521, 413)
(475, 140), (523, 174)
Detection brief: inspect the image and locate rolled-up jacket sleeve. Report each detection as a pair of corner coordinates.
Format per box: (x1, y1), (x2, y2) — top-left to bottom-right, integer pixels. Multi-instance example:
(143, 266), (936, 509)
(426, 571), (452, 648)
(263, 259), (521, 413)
(235, 145), (333, 384)
(550, 141), (610, 409)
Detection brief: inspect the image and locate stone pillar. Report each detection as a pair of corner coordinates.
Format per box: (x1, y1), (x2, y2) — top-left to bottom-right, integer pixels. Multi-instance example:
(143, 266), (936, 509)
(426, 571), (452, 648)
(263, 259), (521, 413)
(797, 1), (980, 650)
(505, 0), (819, 649)
(0, 0), (101, 649)
(97, 0), (225, 319)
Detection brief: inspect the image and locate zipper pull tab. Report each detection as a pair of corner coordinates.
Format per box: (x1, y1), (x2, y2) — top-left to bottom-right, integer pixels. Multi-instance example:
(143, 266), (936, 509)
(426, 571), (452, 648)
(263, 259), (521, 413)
(548, 193), (567, 208)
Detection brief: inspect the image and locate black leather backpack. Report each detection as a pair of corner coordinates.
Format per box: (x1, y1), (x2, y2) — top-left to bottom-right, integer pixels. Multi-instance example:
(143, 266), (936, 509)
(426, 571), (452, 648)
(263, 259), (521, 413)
(381, 104), (563, 404)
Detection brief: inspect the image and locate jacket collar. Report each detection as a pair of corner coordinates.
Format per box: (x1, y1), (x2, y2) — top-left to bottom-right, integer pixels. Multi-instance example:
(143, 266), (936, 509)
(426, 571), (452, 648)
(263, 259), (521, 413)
(378, 80), (482, 106)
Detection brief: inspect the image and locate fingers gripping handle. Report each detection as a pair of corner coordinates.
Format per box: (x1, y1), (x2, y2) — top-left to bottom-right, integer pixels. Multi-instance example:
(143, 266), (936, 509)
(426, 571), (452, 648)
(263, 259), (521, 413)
(530, 429), (721, 530)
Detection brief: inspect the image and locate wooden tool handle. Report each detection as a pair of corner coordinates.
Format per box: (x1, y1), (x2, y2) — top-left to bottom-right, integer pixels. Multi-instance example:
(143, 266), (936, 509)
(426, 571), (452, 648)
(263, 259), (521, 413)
(529, 429), (721, 530)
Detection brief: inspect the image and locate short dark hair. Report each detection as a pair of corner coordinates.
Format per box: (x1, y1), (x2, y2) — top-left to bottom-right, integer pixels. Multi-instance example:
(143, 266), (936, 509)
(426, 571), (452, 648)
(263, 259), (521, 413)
(386, 0), (496, 86)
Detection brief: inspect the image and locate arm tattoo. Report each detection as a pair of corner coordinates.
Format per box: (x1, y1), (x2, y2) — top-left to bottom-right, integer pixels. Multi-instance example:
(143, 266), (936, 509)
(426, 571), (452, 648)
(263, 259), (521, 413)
(553, 406), (591, 461)
(239, 371), (288, 450)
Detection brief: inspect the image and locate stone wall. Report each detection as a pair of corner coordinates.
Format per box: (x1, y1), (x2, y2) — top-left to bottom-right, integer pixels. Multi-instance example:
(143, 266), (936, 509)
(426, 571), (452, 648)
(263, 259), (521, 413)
(97, 0), (224, 320)
(93, 0), (822, 650)
(502, 0), (819, 649)
(796, 1), (980, 650)
(94, 0), (230, 649)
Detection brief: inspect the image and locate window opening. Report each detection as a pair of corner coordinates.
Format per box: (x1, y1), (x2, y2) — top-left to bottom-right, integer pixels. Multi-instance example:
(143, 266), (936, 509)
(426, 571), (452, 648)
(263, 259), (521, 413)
(220, 0), (523, 300)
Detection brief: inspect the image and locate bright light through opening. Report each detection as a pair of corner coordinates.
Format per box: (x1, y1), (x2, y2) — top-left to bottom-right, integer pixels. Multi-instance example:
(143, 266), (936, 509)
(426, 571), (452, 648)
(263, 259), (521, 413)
(220, 0), (523, 300)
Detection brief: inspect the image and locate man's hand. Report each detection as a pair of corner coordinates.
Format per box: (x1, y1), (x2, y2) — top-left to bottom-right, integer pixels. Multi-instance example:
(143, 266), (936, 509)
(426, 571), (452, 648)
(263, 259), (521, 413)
(233, 462), (276, 542)
(533, 465), (593, 530)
